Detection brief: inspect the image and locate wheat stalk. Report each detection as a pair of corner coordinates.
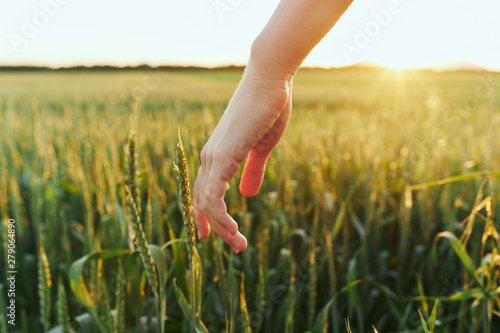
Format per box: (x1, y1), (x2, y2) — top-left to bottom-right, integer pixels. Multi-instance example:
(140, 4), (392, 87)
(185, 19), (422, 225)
(56, 280), (74, 333)
(38, 245), (52, 332)
(99, 281), (115, 333)
(125, 185), (158, 294)
(174, 129), (198, 331)
(115, 265), (127, 333)
(173, 129), (196, 259)
(239, 274), (251, 333)
(126, 133), (141, 213)
(115, 260), (126, 333)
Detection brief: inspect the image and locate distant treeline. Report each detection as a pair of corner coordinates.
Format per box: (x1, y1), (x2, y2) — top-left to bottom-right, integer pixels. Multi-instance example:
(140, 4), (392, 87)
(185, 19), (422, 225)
(0, 64), (491, 74)
(0, 64), (386, 73)
(0, 65), (246, 72)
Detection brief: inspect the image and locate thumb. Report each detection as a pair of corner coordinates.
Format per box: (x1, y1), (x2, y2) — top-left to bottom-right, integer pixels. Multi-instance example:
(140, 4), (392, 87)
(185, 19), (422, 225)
(239, 94), (292, 197)
(239, 151), (269, 197)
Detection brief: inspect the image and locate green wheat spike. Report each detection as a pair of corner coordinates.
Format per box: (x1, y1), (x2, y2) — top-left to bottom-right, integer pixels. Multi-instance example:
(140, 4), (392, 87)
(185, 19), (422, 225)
(126, 133), (141, 213)
(38, 245), (52, 332)
(126, 185), (158, 294)
(174, 129), (198, 332)
(57, 280), (74, 333)
(173, 129), (196, 261)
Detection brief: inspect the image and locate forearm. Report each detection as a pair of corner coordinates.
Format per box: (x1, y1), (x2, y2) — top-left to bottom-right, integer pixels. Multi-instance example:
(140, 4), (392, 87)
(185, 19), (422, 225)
(248, 0), (354, 79)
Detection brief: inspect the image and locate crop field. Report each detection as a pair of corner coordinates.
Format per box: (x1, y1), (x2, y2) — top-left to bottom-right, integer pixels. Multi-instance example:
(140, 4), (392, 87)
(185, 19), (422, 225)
(0, 67), (499, 332)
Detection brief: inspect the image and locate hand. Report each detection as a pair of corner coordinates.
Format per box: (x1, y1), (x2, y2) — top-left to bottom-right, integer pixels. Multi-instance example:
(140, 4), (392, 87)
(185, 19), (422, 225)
(193, 65), (293, 253)
(192, 0), (353, 252)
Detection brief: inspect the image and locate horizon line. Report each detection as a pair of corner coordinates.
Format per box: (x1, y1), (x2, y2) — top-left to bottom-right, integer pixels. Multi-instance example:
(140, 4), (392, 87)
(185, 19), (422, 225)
(1, 62), (499, 74)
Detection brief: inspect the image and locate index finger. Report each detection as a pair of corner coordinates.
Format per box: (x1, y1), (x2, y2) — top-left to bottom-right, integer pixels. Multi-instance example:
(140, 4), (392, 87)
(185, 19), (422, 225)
(198, 158), (248, 252)
(198, 188), (248, 252)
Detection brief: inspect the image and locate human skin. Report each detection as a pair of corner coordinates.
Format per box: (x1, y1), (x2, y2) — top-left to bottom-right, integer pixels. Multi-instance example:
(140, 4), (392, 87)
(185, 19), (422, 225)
(193, 0), (355, 253)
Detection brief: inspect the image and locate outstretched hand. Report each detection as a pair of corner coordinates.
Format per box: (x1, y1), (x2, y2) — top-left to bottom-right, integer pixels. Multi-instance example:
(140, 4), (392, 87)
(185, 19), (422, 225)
(193, 66), (293, 253)
(192, 0), (353, 252)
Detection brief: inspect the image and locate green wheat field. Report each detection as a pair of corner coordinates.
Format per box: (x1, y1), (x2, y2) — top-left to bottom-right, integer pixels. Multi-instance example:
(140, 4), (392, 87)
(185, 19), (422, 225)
(0, 67), (499, 332)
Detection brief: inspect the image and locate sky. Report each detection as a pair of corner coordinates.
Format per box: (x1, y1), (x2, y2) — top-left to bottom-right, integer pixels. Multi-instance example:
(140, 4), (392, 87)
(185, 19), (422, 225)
(1, 0), (499, 71)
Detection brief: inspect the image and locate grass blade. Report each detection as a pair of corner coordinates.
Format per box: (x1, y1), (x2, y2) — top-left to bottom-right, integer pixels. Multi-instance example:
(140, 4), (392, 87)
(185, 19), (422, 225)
(312, 280), (361, 333)
(410, 172), (500, 190)
(173, 279), (209, 333)
(433, 232), (484, 290)
(69, 249), (129, 328)
(418, 308), (429, 332)
(429, 300), (438, 332)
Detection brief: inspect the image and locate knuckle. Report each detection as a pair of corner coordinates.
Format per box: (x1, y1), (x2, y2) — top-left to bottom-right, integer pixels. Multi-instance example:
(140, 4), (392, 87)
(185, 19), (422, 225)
(198, 198), (208, 212)
(200, 143), (213, 164)
(212, 203), (226, 219)
(228, 227), (238, 237)
(211, 148), (227, 161)
(226, 159), (240, 175)
(204, 188), (220, 201)
(203, 184), (218, 200)
(220, 161), (239, 180)
(213, 150), (240, 180)
(227, 221), (238, 235)
(200, 147), (209, 164)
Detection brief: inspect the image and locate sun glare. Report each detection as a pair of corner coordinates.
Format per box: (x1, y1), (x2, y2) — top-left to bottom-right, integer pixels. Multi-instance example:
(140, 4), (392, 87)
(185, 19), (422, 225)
(368, 51), (435, 70)
(372, 58), (427, 70)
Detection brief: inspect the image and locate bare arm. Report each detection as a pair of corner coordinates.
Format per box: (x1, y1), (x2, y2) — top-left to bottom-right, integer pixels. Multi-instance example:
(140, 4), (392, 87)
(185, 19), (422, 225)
(193, 0), (354, 253)
(249, 0), (354, 79)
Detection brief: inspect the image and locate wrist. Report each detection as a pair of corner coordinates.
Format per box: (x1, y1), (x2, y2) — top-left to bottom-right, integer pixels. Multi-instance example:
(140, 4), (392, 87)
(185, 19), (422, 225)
(246, 37), (297, 83)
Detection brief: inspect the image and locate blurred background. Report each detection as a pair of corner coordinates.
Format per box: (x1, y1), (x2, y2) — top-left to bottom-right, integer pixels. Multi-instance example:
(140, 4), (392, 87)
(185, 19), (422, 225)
(1, 1), (500, 332)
